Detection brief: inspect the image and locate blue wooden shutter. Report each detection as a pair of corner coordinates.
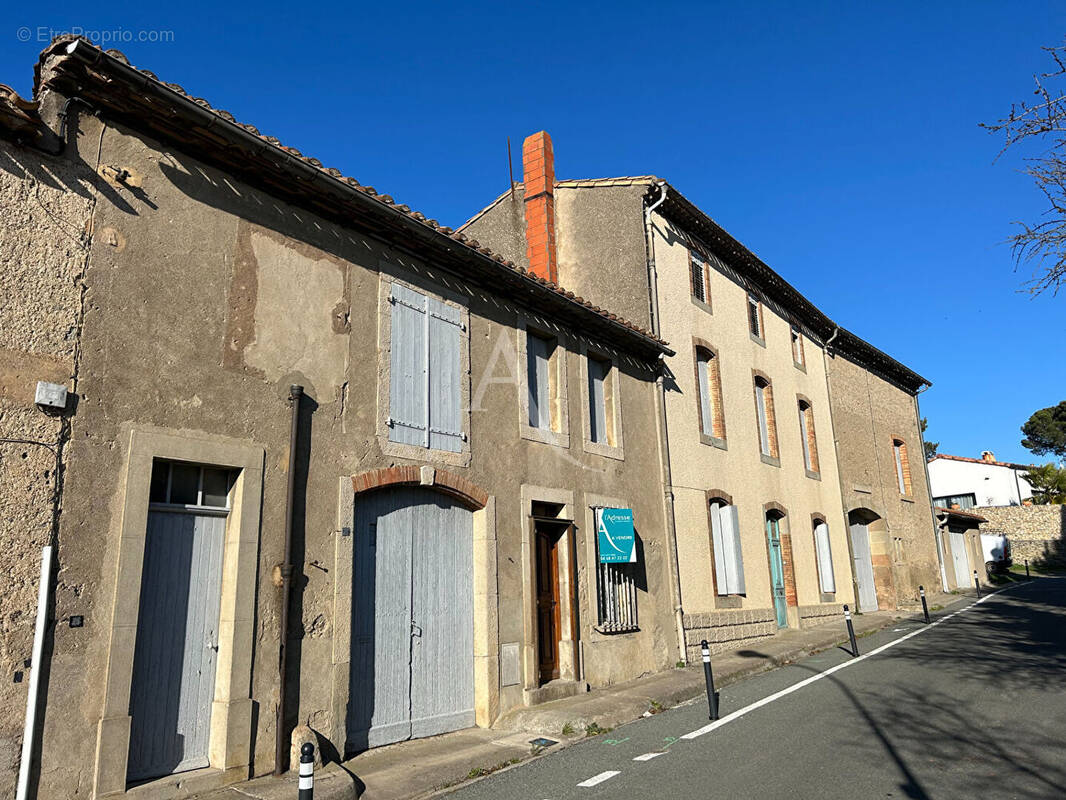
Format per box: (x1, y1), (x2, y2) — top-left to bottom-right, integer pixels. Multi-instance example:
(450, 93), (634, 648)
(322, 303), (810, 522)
(389, 284), (428, 446)
(527, 333), (551, 429)
(427, 296), (463, 452)
(588, 357), (608, 444)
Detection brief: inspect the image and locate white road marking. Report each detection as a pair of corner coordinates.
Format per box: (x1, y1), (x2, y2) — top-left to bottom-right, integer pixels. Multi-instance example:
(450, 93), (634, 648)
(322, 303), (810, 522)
(577, 770), (620, 787)
(681, 583), (1025, 741)
(633, 752), (665, 761)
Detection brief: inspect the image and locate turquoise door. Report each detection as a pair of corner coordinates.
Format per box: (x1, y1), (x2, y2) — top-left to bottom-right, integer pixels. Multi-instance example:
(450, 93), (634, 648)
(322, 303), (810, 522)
(766, 516), (788, 628)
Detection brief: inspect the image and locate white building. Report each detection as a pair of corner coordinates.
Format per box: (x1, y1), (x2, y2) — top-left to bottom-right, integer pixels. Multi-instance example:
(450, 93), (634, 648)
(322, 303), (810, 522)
(927, 451), (1033, 509)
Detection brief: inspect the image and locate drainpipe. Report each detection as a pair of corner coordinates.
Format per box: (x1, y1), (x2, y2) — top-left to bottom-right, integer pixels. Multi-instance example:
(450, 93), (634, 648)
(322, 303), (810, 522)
(16, 546), (53, 800)
(275, 384), (303, 775)
(642, 183), (687, 664)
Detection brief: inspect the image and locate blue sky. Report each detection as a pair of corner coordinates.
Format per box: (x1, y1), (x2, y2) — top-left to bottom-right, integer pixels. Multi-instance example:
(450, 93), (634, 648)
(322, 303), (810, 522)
(5, 1), (1065, 464)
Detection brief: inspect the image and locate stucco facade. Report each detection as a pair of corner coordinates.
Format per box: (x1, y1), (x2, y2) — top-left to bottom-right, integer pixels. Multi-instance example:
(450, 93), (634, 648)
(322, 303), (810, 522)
(464, 136), (940, 655)
(0, 41), (675, 799)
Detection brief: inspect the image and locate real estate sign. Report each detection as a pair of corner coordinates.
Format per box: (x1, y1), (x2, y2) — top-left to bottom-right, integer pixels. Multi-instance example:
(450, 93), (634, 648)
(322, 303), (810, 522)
(596, 507), (636, 563)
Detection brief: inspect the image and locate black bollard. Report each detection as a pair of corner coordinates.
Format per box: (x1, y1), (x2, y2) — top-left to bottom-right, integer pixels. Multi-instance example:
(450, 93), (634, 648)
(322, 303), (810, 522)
(973, 570), (982, 598)
(919, 585), (930, 624)
(843, 604), (860, 657)
(700, 640), (719, 720)
(298, 741), (314, 800)
(1025, 559), (1030, 578)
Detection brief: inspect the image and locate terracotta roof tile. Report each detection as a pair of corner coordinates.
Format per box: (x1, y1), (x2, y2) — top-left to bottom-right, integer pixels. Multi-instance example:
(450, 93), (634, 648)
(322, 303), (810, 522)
(28, 35), (667, 352)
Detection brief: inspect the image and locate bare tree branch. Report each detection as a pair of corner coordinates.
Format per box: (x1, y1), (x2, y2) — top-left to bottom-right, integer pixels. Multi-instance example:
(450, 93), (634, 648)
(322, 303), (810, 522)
(982, 40), (1066, 295)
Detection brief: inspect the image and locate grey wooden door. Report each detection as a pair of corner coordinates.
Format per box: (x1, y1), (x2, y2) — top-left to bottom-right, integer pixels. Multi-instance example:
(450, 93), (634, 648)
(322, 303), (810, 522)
(128, 511), (225, 781)
(849, 522), (879, 612)
(348, 488), (474, 751)
(949, 531), (971, 589)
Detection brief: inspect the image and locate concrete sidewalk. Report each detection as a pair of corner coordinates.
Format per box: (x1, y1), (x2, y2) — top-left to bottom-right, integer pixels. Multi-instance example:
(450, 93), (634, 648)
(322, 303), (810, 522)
(340, 596), (960, 800)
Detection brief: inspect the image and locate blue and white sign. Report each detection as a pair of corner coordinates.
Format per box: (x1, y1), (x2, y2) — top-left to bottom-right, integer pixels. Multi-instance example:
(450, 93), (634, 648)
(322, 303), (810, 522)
(596, 507), (636, 563)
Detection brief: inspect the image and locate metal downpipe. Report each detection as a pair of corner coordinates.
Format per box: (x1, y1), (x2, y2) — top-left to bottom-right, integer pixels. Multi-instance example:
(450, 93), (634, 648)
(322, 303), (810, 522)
(275, 384), (303, 775)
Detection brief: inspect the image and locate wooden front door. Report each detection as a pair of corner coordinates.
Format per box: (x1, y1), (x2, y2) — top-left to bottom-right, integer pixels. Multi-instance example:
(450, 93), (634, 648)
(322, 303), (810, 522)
(535, 525), (562, 685)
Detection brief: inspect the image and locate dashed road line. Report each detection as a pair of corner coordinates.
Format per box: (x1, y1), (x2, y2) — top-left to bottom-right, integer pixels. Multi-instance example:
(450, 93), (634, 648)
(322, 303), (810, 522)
(577, 770), (620, 787)
(633, 752), (665, 761)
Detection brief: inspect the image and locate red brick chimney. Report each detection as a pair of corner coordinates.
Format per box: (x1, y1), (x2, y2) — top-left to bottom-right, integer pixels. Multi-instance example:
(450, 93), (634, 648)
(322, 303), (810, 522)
(522, 131), (557, 283)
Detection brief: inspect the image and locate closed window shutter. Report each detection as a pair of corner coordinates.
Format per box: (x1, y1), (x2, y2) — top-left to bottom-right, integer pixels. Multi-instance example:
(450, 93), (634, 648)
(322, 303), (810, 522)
(709, 502), (729, 595)
(527, 334), (552, 429)
(815, 521), (835, 593)
(389, 284), (428, 445)
(588, 358), (608, 444)
(756, 384), (770, 455)
(697, 354), (712, 435)
(427, 296), (463, 452)
(727, 505), (745, 594)
(712, 504), (745, 595)
(799, 405), (812, 470)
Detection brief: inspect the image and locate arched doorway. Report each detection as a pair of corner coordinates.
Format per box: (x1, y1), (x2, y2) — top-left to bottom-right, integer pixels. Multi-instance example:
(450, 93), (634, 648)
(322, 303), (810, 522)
(347, 486), (475, 750)
(847, 509), (882, 612)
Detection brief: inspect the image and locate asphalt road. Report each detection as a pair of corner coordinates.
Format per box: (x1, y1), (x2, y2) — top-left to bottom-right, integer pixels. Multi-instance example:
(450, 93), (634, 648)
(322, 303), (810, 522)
(445, 578), (1066, 800)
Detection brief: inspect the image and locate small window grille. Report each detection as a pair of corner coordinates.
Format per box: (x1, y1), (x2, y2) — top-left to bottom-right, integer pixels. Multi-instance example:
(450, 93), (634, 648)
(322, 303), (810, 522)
(690, 252), (706, 302)
(596, 561), (638, 632)
(149, 460), (235, 510)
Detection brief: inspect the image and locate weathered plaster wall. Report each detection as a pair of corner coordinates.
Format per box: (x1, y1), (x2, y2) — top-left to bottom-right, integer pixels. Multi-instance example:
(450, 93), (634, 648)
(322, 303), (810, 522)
(0, 136), (94, 796)
(554, 185), (652, 332)
(15, 108), (673, 797)
(827, 353), (941, 607)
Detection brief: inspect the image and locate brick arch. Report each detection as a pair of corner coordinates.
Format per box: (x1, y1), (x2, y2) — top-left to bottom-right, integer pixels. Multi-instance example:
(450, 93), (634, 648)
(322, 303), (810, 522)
(351, 466), (488, 510)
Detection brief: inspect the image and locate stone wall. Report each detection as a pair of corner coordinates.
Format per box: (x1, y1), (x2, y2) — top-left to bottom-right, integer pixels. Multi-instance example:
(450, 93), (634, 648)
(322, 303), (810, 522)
(0, 138), (94, 795)
(976, 505), (1066, 567)
(683, 608), (777, 658)
(798, 603), (844, 625)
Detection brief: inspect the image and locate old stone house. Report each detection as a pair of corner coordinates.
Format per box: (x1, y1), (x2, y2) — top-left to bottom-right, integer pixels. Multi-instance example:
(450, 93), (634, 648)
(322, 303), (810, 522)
(0, 40), (678, 798)
(462, 132), (943, 659)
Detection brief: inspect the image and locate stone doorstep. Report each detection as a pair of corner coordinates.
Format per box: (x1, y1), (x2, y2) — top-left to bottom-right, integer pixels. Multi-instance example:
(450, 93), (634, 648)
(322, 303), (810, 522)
(341, 601), (969, 800)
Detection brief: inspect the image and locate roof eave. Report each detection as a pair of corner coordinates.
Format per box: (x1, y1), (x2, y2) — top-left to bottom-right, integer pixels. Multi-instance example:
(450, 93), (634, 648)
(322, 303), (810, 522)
(43, 38), (670, 361)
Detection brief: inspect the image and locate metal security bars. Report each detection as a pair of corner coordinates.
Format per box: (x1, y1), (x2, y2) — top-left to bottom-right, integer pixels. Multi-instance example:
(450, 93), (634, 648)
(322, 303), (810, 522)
(596, 561), (638, 633)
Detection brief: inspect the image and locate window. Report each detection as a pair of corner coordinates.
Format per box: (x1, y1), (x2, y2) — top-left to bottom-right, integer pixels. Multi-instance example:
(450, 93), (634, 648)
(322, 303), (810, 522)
(709, 499), (746, 595)
(813, 519), (835, 594)
(388, 282), (464, 452)
(587, 354), (615, 446)
(594, 508), (638, 632)
(893, 438), (912, 494)
(747, 295), (763, 341)
(791, 326), (805, 367)
(527, 330), (556, 430)
(933, 493), (977, 510)
(149, 460), (235, 509)
(754, 375), (778, 459)
(798, 399), (819, 474)
(696, 347), (725, 441)
(690, 250), (710, 304)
